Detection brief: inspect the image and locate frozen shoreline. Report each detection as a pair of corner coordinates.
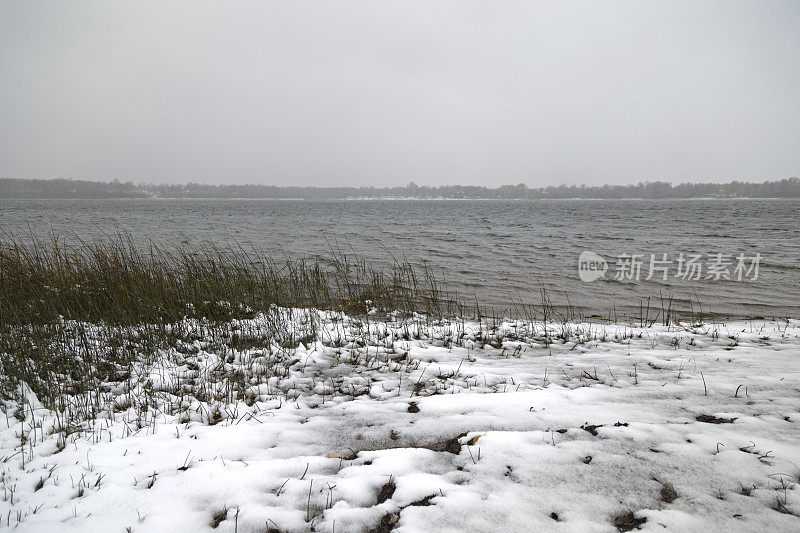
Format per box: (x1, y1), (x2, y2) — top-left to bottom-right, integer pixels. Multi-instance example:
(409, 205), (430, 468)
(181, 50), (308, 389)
(2, 312), (800, 532)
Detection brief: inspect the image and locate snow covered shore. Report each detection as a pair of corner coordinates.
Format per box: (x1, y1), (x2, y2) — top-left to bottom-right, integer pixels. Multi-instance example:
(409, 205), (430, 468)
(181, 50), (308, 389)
(2, 312), (800, 532)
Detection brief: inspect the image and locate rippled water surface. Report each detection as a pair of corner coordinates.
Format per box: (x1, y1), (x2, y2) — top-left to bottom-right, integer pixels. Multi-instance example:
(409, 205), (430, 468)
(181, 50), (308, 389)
(2, 198), (799, 318)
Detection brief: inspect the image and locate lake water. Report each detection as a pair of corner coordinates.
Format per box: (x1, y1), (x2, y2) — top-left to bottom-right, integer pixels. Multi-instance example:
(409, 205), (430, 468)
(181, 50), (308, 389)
(2, 198), (799, 319)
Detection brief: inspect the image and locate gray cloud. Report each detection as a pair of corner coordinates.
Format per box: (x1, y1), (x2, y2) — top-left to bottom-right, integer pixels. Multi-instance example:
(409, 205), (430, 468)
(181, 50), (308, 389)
(1, 0), (798, 186)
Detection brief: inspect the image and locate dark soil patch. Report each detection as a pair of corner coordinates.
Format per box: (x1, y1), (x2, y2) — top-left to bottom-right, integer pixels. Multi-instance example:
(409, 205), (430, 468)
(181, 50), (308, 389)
(660, 482), (678, 503)
(580, 421), (629, 436)
(341, 450), (359, 460)
(371, 512), (400, 533)
(613, 511), (646, 532)
(581, 423), (604, 436)
(210, 507), (227, 528)
(426, 432), (467, 454)
(377, 479), (396, 504)
(696, 414), (736, 424)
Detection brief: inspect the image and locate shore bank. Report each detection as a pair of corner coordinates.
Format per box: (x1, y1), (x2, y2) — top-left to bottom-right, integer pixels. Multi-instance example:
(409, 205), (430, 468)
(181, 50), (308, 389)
(2, 311), (799, 532)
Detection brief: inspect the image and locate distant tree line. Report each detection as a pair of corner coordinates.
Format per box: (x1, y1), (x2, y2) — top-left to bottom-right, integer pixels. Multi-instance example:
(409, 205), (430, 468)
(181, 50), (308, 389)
(0, 178), (146, 199)
(1, 177), (799, 199)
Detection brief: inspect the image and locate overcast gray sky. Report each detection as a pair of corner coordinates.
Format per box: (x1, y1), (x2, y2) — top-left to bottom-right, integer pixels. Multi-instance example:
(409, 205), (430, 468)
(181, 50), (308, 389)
(1, 1), (798, 187)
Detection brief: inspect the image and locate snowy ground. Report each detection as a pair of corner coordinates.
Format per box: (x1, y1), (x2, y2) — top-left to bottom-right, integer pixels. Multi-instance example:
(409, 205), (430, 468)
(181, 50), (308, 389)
(2, 312), (800, 532)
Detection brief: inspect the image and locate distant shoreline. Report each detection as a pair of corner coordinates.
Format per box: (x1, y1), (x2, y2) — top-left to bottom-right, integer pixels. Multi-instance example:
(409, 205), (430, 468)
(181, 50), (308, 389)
(343, 196), (795, 201)
(2, 196), (799, 201)
(1, 177), (799, 200)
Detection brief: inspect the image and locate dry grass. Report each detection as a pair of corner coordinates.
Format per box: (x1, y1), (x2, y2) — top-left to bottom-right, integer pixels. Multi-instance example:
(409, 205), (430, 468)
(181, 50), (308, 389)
(0, 232), (459, 409)
(0, 232), (455, 326)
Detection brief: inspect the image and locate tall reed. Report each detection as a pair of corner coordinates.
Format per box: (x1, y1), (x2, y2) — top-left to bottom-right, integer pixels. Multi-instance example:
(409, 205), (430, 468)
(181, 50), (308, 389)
(0, 232), (457, 404)
(0, 232), (456, 326)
